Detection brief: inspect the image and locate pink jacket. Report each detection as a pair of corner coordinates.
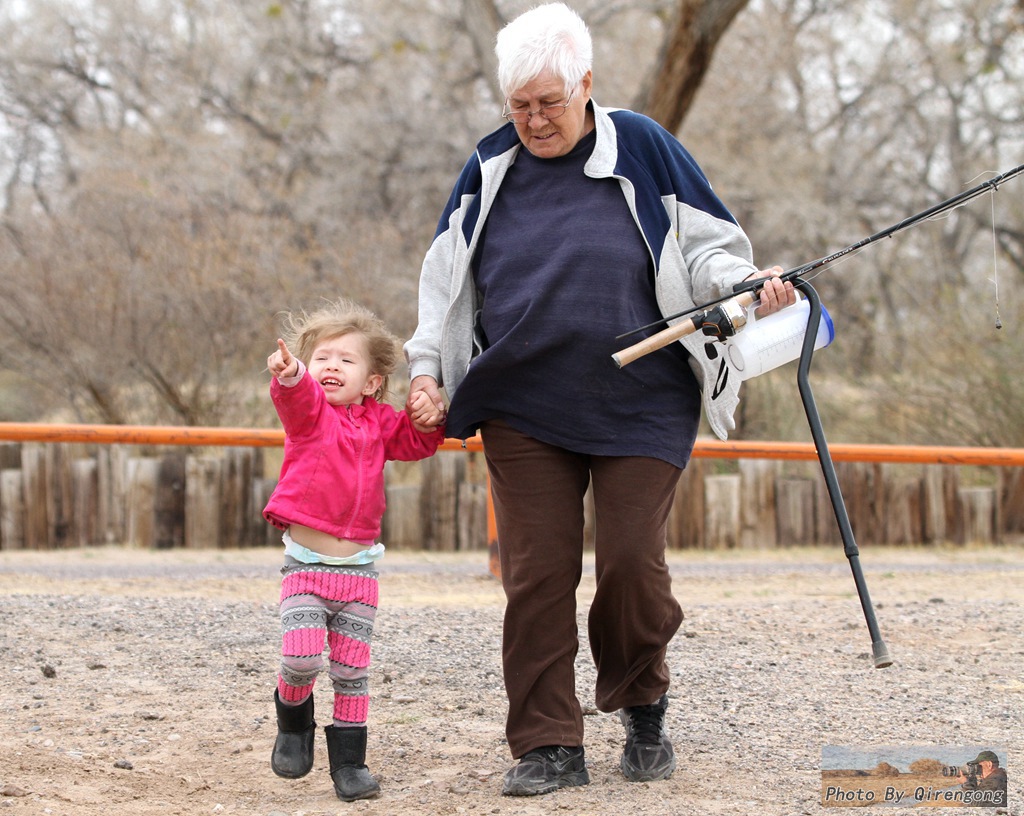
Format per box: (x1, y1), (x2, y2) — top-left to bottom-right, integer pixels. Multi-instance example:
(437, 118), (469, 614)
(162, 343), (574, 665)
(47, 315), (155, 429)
(263, 370), (444, 541)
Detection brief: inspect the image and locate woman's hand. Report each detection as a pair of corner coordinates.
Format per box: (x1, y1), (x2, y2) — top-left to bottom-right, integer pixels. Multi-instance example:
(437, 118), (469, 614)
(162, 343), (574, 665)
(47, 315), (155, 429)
(407, 389), (446, 432)
(749, 266), (796, 315)
(407, 375), (447, 429)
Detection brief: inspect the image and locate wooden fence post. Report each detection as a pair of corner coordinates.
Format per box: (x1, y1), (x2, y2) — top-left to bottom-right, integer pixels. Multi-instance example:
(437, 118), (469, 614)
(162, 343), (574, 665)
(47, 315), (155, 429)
(21, 444), (48, 549)
(154, 453), (186, 549)
(50, 444), (74, 548)
(956, 487), (997, 545)
(704, 474), (740, 549)
(96, 445), (129, 545)
(740, 459), (778, 548)
(836, 461), (887, 546)
(668, 458), (704, 549)
(999, 468), (1024, 536)
(457, 481), (488, 551)
(879, 464), (924, 546)
(383, 482), (421, 549)
(186, 455), (222, 549)
(419, 453), (464, 551)
(0, 443), (20, 471)
(0, 469), (23, 551)
(583, 483), (595, 549)
(0, 441), (22, 550)
(71, 459), (98, 547)
(922, 466), (948, 543)
(126, 457), (160, 548)
(252, 477), (279, 547)
(219, 448), (262, 548)
(775, 477), (816, 546)
(812, 471), (843, 546)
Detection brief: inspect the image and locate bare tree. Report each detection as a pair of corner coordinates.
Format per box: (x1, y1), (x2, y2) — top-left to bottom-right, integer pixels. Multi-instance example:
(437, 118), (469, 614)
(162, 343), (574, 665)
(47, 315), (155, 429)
(684, 0), (1024, 444)
(1, 0), (1022, 447)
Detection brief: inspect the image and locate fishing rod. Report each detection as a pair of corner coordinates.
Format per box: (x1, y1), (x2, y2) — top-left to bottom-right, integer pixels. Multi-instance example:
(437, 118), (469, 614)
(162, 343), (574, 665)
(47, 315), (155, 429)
(613, 162), (1024, 367)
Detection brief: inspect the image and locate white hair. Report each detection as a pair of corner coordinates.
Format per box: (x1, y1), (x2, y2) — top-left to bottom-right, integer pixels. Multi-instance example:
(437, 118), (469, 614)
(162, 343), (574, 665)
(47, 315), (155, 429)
(495, 3), (593, 98)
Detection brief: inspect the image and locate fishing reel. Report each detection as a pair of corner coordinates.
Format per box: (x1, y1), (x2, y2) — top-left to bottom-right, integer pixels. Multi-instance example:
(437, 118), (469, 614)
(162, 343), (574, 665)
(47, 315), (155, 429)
(696, 298), (748, 340)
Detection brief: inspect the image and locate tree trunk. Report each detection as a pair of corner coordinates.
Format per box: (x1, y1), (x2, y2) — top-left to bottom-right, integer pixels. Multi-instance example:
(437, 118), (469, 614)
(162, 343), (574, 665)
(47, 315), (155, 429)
(634, 0), (750, 132)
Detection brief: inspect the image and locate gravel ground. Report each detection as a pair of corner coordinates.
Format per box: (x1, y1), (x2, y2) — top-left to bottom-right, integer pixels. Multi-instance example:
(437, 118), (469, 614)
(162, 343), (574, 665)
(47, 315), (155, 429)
(0, 544), (1021, 816)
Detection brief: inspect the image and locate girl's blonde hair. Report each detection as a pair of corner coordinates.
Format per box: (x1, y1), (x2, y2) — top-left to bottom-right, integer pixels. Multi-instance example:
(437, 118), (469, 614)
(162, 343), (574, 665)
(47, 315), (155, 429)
(280, 299), (399, 402)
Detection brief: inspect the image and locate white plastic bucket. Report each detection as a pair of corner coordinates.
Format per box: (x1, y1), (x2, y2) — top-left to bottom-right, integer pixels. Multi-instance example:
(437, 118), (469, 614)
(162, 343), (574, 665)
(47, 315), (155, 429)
(725, 297), (834, 381)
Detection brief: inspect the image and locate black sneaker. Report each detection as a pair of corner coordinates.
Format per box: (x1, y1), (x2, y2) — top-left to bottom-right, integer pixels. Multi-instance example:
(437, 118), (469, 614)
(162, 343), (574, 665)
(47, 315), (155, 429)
(619, 694), (676, 782)
(501, 745), (590, 796)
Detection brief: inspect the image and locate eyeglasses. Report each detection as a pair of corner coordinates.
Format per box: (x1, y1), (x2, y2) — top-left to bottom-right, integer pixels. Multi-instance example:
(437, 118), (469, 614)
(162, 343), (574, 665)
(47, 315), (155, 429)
(502, 91), (576, 125)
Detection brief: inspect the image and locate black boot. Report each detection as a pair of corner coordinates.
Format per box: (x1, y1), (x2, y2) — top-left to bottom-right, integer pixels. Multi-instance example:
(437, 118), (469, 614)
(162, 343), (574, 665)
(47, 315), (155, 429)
(271, 691), (316, 779)
(324, 725), (381, 801)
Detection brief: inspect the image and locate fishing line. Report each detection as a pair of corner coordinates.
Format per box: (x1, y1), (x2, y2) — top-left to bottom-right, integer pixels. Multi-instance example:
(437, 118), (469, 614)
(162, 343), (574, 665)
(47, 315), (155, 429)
(958, 170), (1006, 330)
(990, 190), (1002, 329)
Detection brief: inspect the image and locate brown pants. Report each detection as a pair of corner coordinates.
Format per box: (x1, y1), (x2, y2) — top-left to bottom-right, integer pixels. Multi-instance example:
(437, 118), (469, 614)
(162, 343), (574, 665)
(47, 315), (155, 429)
(481, 420), (684, 758)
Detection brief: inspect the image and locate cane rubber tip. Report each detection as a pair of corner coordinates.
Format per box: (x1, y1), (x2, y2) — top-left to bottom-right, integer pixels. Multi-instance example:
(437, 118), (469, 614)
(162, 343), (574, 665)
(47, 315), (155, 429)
(872, 641), (893, 669)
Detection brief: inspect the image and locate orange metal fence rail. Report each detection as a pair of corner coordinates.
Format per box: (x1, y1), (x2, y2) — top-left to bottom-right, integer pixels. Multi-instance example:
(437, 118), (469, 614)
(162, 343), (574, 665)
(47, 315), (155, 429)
(690, 440), (1024, 467)
(0, 422), (482, 452)
(0, 422), (1021, 466)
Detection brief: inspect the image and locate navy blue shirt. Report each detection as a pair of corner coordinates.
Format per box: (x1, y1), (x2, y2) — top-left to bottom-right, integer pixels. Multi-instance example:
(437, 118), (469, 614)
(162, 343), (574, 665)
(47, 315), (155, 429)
(445, 128), (701, 468)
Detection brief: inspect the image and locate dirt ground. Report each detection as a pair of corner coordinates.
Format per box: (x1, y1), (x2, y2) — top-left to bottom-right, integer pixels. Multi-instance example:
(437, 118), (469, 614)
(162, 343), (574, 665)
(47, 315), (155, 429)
(1, 543), (1021, 816)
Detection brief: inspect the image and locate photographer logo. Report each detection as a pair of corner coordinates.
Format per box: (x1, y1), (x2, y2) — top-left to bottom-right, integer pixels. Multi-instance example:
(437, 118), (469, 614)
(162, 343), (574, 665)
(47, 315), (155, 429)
(821, 745), (1007, 808)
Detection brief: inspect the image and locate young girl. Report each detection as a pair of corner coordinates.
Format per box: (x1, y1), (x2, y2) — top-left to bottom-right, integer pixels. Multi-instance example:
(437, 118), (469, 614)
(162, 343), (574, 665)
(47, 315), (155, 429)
(263, 299), (445, 801)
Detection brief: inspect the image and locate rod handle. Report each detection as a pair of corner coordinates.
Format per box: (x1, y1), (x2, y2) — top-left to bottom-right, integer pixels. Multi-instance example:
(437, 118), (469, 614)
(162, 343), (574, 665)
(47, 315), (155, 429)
(612, 318), (697, 368)
(612, 291), (756, 368)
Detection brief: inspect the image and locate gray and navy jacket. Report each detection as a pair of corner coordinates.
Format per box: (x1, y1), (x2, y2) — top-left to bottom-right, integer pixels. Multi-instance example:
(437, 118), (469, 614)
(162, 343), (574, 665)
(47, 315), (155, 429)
(404, 100), (759, 440)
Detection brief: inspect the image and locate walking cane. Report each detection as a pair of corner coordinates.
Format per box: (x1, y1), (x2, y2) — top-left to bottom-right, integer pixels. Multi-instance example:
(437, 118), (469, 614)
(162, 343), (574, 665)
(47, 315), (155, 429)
(792, 280), (892, 668)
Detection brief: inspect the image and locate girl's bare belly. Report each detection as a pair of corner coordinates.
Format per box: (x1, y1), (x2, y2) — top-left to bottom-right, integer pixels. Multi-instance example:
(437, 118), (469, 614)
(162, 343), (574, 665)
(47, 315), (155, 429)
(288, 524), (372, 558)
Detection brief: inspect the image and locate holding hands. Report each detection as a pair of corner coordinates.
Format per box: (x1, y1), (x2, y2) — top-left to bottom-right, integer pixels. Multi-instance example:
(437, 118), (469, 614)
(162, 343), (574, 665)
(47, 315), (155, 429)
(407, 387), (446, 434)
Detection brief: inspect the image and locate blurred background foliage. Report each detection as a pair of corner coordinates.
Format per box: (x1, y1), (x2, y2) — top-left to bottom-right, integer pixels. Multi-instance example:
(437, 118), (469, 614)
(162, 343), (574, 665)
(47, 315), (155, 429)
(1, 0), (1021, 446)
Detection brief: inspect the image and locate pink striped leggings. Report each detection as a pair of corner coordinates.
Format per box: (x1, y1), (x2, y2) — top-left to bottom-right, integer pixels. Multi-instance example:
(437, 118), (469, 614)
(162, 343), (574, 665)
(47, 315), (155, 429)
(277, 561), (378, 726)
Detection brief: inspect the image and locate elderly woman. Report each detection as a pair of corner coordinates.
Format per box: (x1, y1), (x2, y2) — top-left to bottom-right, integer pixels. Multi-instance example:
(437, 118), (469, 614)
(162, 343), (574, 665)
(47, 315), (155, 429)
(405, 1), (794, 797)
